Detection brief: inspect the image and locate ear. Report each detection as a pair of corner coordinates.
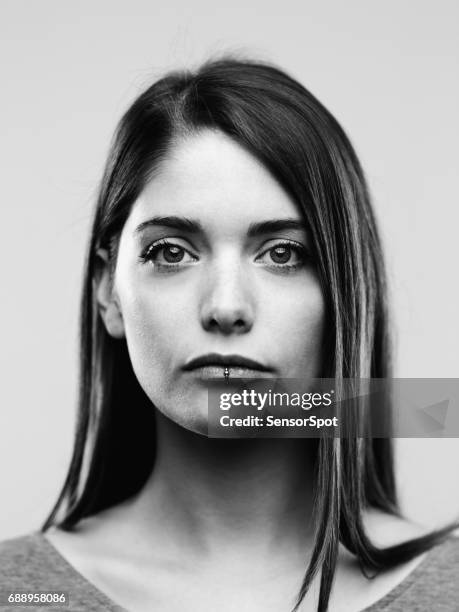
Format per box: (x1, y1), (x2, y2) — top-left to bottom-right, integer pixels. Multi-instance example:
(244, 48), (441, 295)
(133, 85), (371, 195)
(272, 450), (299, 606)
(94, 248), (125, 339)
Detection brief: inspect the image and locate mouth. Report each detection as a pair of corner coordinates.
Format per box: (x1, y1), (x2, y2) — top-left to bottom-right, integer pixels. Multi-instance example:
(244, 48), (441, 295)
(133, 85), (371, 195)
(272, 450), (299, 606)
(182, 353), (273, 379)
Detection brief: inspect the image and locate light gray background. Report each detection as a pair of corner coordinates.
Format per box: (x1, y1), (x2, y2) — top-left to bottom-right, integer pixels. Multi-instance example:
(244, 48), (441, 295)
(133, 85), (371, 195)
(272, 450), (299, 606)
(1, 0), (458, 540)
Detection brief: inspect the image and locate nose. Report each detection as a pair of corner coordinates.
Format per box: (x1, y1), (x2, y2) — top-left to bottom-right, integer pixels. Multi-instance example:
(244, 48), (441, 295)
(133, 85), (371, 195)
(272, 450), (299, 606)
(200, 256), (255, 335)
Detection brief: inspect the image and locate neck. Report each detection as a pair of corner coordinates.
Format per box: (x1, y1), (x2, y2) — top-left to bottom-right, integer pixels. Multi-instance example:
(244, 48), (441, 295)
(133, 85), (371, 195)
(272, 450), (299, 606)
(128, 411), (317, 559)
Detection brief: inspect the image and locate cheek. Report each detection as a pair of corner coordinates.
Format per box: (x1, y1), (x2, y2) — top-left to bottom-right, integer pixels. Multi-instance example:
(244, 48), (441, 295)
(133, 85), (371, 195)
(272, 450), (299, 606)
(264, 279), (325, 375)
(118, 282), (191, 383)
(116, 277), (208, 434)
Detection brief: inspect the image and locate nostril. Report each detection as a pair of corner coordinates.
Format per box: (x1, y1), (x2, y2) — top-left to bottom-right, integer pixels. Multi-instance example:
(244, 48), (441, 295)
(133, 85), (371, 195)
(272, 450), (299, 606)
(200, 289), (255, 334)
(204, 313), (252, 335)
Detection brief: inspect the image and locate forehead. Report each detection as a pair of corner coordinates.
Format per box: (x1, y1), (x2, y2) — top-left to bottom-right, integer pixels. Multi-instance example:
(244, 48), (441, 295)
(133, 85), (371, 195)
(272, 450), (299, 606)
(124, 130), (304, 236)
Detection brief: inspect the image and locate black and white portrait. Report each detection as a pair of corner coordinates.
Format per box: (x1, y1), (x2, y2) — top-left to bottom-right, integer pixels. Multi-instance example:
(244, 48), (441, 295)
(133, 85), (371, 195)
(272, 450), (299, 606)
(1, 3), (458, 611)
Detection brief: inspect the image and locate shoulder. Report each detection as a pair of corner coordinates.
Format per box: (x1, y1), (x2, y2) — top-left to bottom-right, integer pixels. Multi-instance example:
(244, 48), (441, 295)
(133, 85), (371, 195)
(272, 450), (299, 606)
(335, 511), (459, 611)
(360, 511), (459, 611)
(417, 534), (459, 578)
(0, 531), (77, 591)
(374, 536), (459, 611)
(0, 533), (48, 580)
(0, 531), (122, 612)
(0, 532), (65, 608)
(363, 509), (459, 577)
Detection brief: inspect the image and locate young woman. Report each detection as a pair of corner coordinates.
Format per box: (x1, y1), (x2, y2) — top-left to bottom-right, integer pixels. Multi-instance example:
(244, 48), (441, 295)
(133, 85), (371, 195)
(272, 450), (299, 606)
(1, 57), (458, 612)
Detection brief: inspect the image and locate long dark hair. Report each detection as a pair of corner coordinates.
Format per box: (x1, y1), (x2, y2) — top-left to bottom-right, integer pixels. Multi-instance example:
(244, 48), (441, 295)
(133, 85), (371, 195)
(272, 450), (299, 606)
(42, 57), (456, 611)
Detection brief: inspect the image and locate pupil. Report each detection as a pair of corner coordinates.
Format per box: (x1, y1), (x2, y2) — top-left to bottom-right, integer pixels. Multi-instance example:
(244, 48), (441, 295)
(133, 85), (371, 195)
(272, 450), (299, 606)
(164, 246), (184, 263)
(270, 246), (291, 264)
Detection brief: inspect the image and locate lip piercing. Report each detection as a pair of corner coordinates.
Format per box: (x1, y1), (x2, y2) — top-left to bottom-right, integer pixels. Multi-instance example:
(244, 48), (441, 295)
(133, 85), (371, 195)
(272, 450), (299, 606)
(224, 367), (230, 381)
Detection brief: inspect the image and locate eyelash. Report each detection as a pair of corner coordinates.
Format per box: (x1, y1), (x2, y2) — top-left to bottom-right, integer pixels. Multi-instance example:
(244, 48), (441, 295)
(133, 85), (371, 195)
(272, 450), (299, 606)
(138, 239), (309, 271)
(138, 239), (197, 270)
(257, 240), (309, 271)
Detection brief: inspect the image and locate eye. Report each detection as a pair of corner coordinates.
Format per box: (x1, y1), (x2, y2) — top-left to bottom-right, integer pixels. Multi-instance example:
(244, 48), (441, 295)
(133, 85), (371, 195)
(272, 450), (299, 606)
(268, 245), (293, 264)
(256, 240), (309, 270)
(139, 239), (198, 268)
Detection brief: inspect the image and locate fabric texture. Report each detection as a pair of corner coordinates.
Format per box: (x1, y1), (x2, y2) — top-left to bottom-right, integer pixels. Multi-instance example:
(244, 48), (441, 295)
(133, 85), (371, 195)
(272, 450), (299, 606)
(0, 532), (458, 611)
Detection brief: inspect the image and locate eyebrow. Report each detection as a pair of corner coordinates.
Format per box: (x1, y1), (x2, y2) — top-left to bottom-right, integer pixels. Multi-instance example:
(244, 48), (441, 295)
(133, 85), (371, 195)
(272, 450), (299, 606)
(134, 216), (307, 237)
(135, 216), (204, 235)
(247, 218), (307, 237)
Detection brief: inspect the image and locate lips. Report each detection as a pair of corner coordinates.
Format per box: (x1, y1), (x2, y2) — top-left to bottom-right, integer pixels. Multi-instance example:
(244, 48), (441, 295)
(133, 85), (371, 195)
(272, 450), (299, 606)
(182, 353), (273, 378)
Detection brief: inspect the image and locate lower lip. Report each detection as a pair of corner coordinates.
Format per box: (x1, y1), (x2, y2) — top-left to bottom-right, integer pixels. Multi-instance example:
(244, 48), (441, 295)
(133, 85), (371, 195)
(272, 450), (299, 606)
(184, 366), (273, 379)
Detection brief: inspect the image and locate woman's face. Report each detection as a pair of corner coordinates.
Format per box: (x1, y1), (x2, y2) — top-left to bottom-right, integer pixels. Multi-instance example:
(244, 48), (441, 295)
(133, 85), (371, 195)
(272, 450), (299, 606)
(104, 129), (325, 434)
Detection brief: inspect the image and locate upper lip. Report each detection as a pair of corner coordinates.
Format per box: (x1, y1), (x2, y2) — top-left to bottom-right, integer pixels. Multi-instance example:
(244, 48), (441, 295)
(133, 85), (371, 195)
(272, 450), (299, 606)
(183, 353), (271, 372)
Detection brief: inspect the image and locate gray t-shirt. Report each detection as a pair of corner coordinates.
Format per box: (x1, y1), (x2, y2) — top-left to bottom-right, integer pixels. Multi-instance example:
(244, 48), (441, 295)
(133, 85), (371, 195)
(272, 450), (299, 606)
(0, 532), (458, 611)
